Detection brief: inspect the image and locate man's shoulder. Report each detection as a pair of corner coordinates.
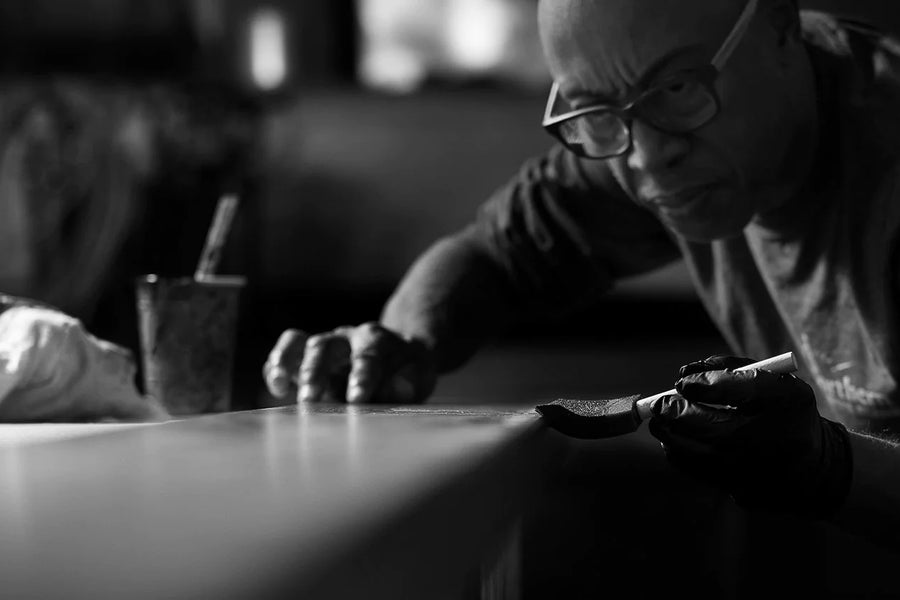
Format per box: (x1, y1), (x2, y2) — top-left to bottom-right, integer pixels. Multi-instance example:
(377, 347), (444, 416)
(800, 10), (898, 54)
(802, 11), (900, 177)
(801, 10), (900, 96)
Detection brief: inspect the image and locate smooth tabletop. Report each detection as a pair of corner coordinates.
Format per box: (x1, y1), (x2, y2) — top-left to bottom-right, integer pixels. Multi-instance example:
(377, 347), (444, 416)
(0, 423), (157, 448)
(0, 404), (563, 599)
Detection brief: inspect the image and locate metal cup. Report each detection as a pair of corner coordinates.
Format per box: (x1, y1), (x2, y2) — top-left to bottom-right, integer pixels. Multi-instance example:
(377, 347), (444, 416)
(136, 275), (245, 415)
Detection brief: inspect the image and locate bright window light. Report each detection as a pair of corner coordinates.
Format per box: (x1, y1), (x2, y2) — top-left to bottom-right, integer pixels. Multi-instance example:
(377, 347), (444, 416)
(445, 0), (511, 72)
(250, 8), (288, 91)
(360, 46), (426, 93)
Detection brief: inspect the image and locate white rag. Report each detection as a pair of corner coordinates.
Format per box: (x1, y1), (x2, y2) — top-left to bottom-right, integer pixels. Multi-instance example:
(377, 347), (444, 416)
(0, 306), (169, 422)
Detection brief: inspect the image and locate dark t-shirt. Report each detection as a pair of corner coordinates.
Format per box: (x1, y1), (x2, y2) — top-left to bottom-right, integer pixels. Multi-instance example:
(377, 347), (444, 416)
(473, 12), (900, 433)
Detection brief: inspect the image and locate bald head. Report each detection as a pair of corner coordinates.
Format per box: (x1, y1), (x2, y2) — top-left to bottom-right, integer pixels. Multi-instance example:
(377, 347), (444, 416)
(537, 0), (816, 242)
(538, 0), (748, 100)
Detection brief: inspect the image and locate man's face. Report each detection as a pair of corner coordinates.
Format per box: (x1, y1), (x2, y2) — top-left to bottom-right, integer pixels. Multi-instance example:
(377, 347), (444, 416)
(539, 0), (812, 241)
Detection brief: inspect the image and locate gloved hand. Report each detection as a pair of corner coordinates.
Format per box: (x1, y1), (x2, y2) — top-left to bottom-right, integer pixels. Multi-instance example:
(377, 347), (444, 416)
(0, 306), (169, 422)
(263, 322), (438, 404)
(648, 355), (853, 519)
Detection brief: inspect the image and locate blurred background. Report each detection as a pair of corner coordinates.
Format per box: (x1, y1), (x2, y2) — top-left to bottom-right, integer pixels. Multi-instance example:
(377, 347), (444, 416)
(0, 0), (897, 410)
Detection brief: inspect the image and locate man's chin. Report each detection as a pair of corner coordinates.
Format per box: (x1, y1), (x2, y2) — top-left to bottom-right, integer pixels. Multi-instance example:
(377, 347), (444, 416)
(665, 220), (750, 242)
(656, 191), (755, 242)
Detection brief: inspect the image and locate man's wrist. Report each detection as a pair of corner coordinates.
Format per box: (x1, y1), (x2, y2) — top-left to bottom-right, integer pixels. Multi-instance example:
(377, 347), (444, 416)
(828, 430), (900, 550)
(812, 418), (854, 519)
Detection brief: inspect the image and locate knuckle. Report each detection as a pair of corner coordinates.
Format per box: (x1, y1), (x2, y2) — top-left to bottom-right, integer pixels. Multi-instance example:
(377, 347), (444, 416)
(679, 360), (702, 374)
(353, 347), (384, 363)
(275, 328), (307, 350)
(278, 328), (304, 341)
(263, 358), (287, 376)
(679, 371), (706, 386)
(299, 352), (325, 375)
(357, 321), (384, 335)
(349, 323), (377, 343)
(350, 363), (381, 386)
(269, 329), (308, 360)
(299, 353), (319, 375)
(332, 325), (356, 338)
(355, 322), (398, 345)
(304, 334), (330, 352)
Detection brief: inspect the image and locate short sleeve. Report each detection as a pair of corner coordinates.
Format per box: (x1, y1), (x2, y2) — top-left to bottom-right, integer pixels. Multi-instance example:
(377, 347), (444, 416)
(472, 145), (681, 312)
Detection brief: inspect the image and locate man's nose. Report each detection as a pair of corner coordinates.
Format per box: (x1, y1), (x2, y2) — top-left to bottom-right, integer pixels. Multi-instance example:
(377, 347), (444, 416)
(626, 119), (690, 172)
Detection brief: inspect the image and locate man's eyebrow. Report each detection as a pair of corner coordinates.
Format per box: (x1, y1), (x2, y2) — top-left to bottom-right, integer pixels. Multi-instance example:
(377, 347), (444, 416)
(563, 43), (708, 105)
(639, 43), (708, 85)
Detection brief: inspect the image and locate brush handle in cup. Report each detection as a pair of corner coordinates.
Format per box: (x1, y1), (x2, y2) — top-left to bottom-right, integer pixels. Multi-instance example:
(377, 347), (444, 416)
(195, 194), (239, 281)
(634, 351), (798, 420)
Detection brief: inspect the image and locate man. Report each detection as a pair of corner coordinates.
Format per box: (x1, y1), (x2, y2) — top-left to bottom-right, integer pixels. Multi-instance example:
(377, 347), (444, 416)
(264, 0), (900, 546)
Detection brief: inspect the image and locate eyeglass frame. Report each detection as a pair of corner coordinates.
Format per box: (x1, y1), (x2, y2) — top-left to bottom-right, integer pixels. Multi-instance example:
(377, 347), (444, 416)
(541, 0), (759, 159)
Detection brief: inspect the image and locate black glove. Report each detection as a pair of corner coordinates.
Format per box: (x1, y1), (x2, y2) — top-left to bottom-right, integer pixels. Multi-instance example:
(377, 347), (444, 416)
(648, 355), (853, 519)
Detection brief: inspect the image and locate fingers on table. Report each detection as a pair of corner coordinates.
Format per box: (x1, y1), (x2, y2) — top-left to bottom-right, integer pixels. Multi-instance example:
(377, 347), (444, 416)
(265, 329), (310, 398)
(266, 323), (419, 404)
(347, 323), (405, 404)
(299, 331), (352, 403)
(384, 363), (422, 404)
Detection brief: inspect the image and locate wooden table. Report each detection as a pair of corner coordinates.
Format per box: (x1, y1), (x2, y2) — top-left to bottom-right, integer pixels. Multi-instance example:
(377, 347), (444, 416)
(0, 404), (566, 600)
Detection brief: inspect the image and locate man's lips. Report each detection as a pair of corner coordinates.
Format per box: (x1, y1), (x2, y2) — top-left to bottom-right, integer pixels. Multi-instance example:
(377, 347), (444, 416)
(641, 184), (715, 213)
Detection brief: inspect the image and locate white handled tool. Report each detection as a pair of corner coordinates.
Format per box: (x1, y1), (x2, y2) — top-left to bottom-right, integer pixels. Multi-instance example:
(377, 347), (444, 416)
(635, 351), (798, 420)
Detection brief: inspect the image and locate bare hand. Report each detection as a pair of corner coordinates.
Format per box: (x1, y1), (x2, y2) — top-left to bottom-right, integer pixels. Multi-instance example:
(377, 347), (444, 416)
(263, 323), (437, 404)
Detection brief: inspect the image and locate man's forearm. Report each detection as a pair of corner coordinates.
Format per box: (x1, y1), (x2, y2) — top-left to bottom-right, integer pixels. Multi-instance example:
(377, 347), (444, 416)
(381, 227), (521, 373)
(830, 431), (900, 550)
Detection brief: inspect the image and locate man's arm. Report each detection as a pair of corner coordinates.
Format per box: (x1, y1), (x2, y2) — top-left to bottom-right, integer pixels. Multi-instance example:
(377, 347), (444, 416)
(265, 146), (681, 403)
(384, 147), (682, 372)
(266, 228), (527, 404)
(381, 226), (525, 373)
(830, 432), (900, 549)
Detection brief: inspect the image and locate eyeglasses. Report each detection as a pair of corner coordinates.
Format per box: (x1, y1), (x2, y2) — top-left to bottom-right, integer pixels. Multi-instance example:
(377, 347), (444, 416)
(542, 0), (759, 159)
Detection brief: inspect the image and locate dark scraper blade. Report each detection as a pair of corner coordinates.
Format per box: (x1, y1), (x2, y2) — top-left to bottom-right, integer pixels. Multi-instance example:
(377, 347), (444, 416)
(535, 395), (642, 439)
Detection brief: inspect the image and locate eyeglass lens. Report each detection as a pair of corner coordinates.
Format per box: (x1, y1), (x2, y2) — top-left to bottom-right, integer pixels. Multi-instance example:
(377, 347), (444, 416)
(638, 79), (718, 131)
(554, 77), (718, 158)
(557, 114), (630, 158)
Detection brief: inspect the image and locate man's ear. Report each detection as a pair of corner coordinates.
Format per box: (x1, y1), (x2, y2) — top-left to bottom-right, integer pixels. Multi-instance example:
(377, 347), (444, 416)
(765, 0), (801, 47)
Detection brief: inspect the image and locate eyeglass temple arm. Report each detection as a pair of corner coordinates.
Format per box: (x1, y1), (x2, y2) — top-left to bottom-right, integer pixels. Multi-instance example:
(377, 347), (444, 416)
(711, 0), (759, 69)
(543, 82), (560, 123)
